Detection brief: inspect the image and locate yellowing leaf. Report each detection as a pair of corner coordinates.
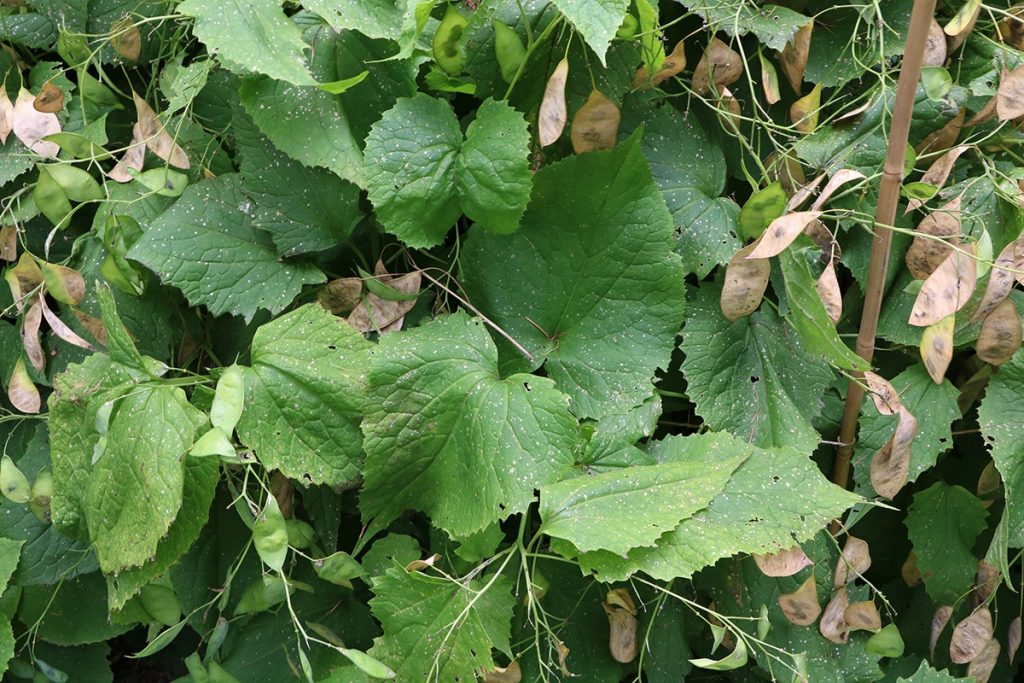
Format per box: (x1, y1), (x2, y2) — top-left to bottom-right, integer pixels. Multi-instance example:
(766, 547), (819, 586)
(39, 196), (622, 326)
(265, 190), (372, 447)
(779, 21), (812, 93)
(133, 92), (189, 169)
(950, 606), (993, 663)
(693, 37), (742, 96)
(819, 586), (849, 644)
(753, 545), (812, 577)
(977, 299), (1022, 365)
(539, 59), (569, 147)
(920, 315), (954, 383)
(720, 244), (770, 320)
(816, 261), (842, 323)
(778, 575), (820, 626)
(870, 406), (917, 499)
(909, 243), (977, 327)
(7, 356), (40, 414)
(570, 89), (620, 154)
(906, 196), (961, 278)
(747, 211), (822, 259)
(931, 605), (953, 658)
(790, 83), (821, 133)
(12, 88), (60, 157)
(906, 145), (969, 213)
(834, 535), (871, 587)
(996, 65), (1024, 121)
(844, 601), (881, 633)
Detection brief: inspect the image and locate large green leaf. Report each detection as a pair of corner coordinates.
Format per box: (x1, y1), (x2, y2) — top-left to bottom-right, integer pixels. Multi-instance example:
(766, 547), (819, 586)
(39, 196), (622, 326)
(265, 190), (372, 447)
(17, 572), (131, 646)
(540, 453), (745, 555)
(127, 174), (325, 321)
(551, 0), (627, 63)
(680, 282), (833, 454)
(566, 432), (860, 581)
(360, 312), (578, 538)
(0, 538), (21, 594)
(369, 568), (515, 682)
(303, 0), (424, 56)
(237, 304), (371, 487)
(85, 385), (206, 574)
(178, 0), (316, 86)
(621, 95), (740, 278)
(905, 482), (988, 605)
(978, 350), (1024, 547)
(682, 1), (809, 51)
(898, 661), (971, 681)
(462, 133), (686, 419)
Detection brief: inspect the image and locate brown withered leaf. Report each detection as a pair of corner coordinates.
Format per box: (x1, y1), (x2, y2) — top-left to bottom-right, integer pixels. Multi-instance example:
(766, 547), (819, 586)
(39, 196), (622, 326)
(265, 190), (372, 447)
(7, 356), (40, 414)
(977, 298), (1022, 365)
(844, 601), (881, 633)
(109, 122), (146, 183)
(834, 536), (871, 587)
(0, 225), (16, 261)
(972, 561), (1000, 609)
(864, 372), (901, 416)
(945, 0), (981, 50)
(997, 66), (1024, 121)
(603, 589), (637, 664)
(133, 92), (189, 168)
(483, 661), (521, 683)
(870, 406), (917, 499)
(40, 297), (94, 351)
(693, 37), (743, 96)
(819, 587), (849, 644)
(779, 21), (813, 93)
(950, 606), (993, 664)
(747, 211), (823, 259)
(909, 243), (977, 327)
(1009, 616), (1022, 663)
(817, 261), (842, 323)
(906, 146), (969, 213)
(973, 237), (1023, 321)
(347, 264), (421, 334)
(21, 294), (45, 372)
(753, 545), (813, 577)
(539, 58), (568, 147)
(790, 84), (821, 134)
(930, 605), (954, 658)
(570, 89), (620, 154)
(923, 17), (948, 66)
(921, 315), (955, 384)
(317, 277), (362, 315)
(720, 244), (770, 321)
(906, 196), (962, 279)
(12, 88), (60, 157)
(996, 5), (1024, 50)
(0, 87), (13, 144)
(778, 575), (820, 626)
(111, 17), (142, 61)
(650, 40), (686, 86)
(811, 169), (866, 212)
(33, 81), (63, 113)
(918, 107), (965, 154)
(966, 638), (1000, 683)
(902, 551), (923, 587)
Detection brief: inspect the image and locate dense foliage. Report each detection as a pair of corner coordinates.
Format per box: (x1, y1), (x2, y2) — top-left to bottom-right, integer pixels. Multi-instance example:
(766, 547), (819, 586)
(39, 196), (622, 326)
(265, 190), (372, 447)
(2, 0), (1024, 681)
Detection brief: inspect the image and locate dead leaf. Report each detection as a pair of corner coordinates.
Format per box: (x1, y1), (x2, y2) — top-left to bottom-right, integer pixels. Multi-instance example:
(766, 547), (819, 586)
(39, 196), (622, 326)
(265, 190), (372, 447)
(754, 546), (813, 577)
(650, 39), (686, 86)
(317, 277), (362, 315)
(0, 88), (14, 144)
(906, 145), (969, 213)
(864, 372), (901, 416)
(570, 89), (620, 154)
(966, 638), (1000, 683)
(12, 88), (60, 157)
(33, 81), (63, 113)
(817, 261), (842, 323)
(111, 17), (142, 61)
(347, 264), (421, 334)
(40, 297), (94, 351)
(819, 587), (849, 644)
(810, 169), (866, 212)
(996, 5), (1024, 50)
(918, 107), (965, 154)
(921, 315), (955, 383)
(693, 37), (743, 96)
(539, 59), (568, 147)
(1009, 616), (1021, 663)
(997, 66), (1024, 121)
(950, 606), (993, 664)
(133, 92), (189, 168)
(779, 21), (813, 93)
(747, 211), (823, 259)
(923, 17), (947, 66)
(931, 605), (953, 658)
(909, 243), (977, 327)
(483, 661), (521, 683)
(973, 238), (1023, 321)
(720, 244), (770, 321)
(844, 601), (881, 633)
(21, 294), (45, 372)
(7, 356), (40, 414)
(790, 84), (821, 134)
(603, 589), (637, 664)
(870, 406), (917, 499)
(977, 298), (1022, 365)
(902, 551), (923, 587)
(906, 196), (962, 279)
(834, 536), (871, 587)
(972, 561), (1000, 609)
(778, 575), (820, 626)
(109, 122), (146, 183)
(0, 225), (16, 261)
(945, 0), (981, 50)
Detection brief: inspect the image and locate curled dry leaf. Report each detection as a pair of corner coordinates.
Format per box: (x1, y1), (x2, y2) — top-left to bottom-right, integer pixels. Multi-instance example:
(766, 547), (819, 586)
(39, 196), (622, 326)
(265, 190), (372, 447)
(133, 92), (189, 168)
(997, 65), (1024, 121)
(33, 81), (63, 114)
(920, 315), (955, 384)
(923, 17), (947, 67)
(864, 372), (901, 416)
(109, 122), (146, 183)
(870, 406), (917, 499)
(1009, 616), (1022, 663)
(693, 37), (743, 96)
(844, 601), (882, 633)
(816, 261), (842, 323)
(778, 575), (820, 626)
(0, 87), (13, 144)
(0, 225), (16, 261)
(945, 0), (981, 50)
(40, 297), (94, 351)
(780, 21), (813, 93)
(538, 58), (568, 147)
(7, 357), (40, 414)
(21, 294), (45, 372)
(931, 605), (954, 658)
(977, 298), (1023, 365)
(317, 277), (362, 315)
(950, 606), (993, 664)
(790, 84), (821, 134)
(918, 107), (965, 154)
(909, 243), (977, 327)
(819, 587), (849, 644)
(834, 536), (871, 587)
(902, 551), (922, 586)
(747, 211), (822, 259)
(810, 169), (866, 212)
(347, 263), (421, 334)
(906, 196), (962, 279)
(966, 638), (1000, 683)
(483, 661), (521, 683)
(12, 88), (60, 157)
(720, 244), (770, 321)
(753, 545), (813, 577)
(570, 89), (620, 154)
(111, 17), (142, 61)
(972, 561), (1000, 609)
(603, 588), (638, 664)
(650, 40), (686, 86)
(973, 238), (1023, 321)
(996, 5), (1024, 51)
(906, 146), (969, 214)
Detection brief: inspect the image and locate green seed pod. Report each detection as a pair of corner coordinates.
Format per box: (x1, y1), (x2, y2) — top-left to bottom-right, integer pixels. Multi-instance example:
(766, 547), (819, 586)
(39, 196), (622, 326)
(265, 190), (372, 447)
(190, 427), (235, 458)
(314, 551), (365, 585)
(433, 4), (469, 75)
(286, 519), (317, 550)
(139, 583), (182, 627)
(210, 364), (244, 434)
(493, 21), (526, 83)
(616, 14), (639, 40)
(29, 469), (53, 524)
(253, 495), (289, 571)
(1, 455), (31, 504)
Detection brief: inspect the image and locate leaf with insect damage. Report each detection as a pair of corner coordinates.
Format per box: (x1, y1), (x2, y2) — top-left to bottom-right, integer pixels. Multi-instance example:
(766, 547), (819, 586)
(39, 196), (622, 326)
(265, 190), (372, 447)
(909, 244), (977, 327)
(920, 315), (955, 383)
(778, 575), (820, 626)
(977, 299), (1022, 365)
(571, 89), (620, 154)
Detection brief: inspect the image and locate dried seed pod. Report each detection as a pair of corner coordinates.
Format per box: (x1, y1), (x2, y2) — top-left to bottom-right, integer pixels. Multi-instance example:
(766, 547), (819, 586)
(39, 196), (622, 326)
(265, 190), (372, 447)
(864, 372), (901, 416)
(1, 454), (31, 502)
(111, 17), (142, 61)
(902, 551), (923, 587)
(946, 0), (981, 51)
(931, 605), (954, 658)
(844, 601), (882, 633)
(870, 406), (917, 499)
(909, 243), (977, 327)
(950, 607), (993, 664)
(977, 298), (1023, 365)
(132, 92), (189, 168)
(747, 211), (823, 259)
(919, 107), (966, 154)
(760, 53), (781, 105)
(570, 89), (620, 154)
(693, 37), (743, 95)
(997, 65), (1024, 121)
(810, 169), (866, 212)
(977, 462), (1002, 507)
(966, 638), (1000, 683)
(972, 238), (1023, 321)
(484, 661), (522, 683)
(920, 315), (955, 384)
(715, 86), (741, 132)
(6, 357), (39, 414)
(20, 295), (45, 372)
(12, 88), (60, 157)
(790, 84), (821, 134)
(33, 81), (64, 113)
(650, 40), (686, 86)
(754, 545), (813, 577)
(779, 21), (813, 93)
(906, 145), (969, 214)
(720, 244), (770, 321)
(817, 261), (842, 323)
(1009, 616), (1021, 663)
(906, 196), (962, 279)
(778, 575), (820, 626)
(538, 58), (568, 147)
(318, 277), (362, 315)
(971, 561), (1000, 609)
(996, 5), (1024, 50)
(603, 588), (637, 663)
(0, 88), (12, 144)
(819, 587), (849, 644)
(109, 123), (146, 183)
(834, 536), (871, 587)
(923, 17), (947, 66)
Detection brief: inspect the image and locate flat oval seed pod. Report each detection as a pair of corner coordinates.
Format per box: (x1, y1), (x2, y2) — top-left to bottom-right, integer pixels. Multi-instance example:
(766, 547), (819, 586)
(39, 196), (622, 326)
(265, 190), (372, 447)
(817, 261), (842, 323)
(810, 169), (866, 212)
(0, 88), (12, 144)
(864, 371), (901, 415)
(570, 89), (620, 154)
(692, 37), (743, 95)
(484, 661), (522, 683)
(493, 21), (526, 83)
(603, 589), (637, 663)
(931, 605), (954, 658)
(920, 315), (955, 383)
(950, 606), (993, 664)
(997, 65), (1024, 121)
(819, 587), (849, 644)
(906, 146), (969, 213)
(1, 454), (32, 503)
(972, 561), (1000, 608)
(21, 295), (45, 372)
(1009, 616), (1022, 663)
(870, 406), (917, 499)
(12, 88), (60, 157)
(966, 638), (1000, 683)
(721, 244), (770, 320)
(977, 299), (1022, 365)
(790, 84), (821, 133)
(902, 551), (922, 586)
(253, 495), (289, 571)
(650, 39), (686, 86)
(973, 238), (1023, 321)
(111, 18), (142, 61)
(923, 17), (947, 66)
(945, 0), (981, 50)
(133, 92), (189, 169)
(909, 243), (977, 327)
(844, 601), (882, 633)
(779, 21), (813, 93)
(778, 575), (820, 626)
(39, 261), (85, 305)
(834, 536), (872, 587)
(906, 196), (962, 279)
(7, 356), (40, 414)
(211, 364), (245, 434)
(747, 211), (823, 259)
(33, 81), (64, 114)
(539, 59), (569, 147)
(753, 545), (813, 577)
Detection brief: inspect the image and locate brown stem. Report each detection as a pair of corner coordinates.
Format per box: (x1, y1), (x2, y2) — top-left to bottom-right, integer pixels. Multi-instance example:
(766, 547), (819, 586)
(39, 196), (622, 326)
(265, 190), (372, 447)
(831, 0), (938, 489)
